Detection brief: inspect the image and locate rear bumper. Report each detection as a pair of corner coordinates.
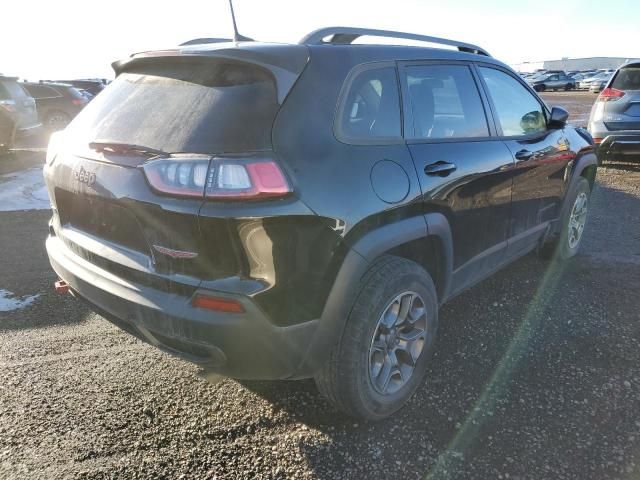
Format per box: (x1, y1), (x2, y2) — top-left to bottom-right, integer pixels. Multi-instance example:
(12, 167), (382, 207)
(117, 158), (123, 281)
(597, 134), (640, 160)
(46, 234), (319, 380)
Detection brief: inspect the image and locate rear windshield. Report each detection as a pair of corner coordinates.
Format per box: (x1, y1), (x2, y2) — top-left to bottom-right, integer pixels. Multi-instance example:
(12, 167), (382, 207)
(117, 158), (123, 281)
(611, 66), (640, 91)
(0, 80), (29, 100)
(66, 58), (279, 154)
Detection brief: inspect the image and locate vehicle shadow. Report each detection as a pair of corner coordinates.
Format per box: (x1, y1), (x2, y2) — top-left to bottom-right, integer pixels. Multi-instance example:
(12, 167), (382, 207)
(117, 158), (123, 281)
(241, 182), (640, 479)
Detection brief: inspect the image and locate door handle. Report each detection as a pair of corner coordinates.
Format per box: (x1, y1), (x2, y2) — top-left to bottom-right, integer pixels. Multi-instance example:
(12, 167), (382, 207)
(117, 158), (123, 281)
(515, 149), (534, 161)
(424, 161), (457, 176)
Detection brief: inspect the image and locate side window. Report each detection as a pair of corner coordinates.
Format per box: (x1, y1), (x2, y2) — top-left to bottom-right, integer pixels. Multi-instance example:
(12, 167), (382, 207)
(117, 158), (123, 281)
(337, 66), (401, 142)
(479, 67), (547, 137)
(404, 65), (488, 140)
(27, 85), (60, 99)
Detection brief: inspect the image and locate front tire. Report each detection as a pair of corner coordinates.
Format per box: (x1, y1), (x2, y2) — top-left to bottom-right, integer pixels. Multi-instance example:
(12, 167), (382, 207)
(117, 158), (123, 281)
(540, 178), (591, 260)
(314, 256), (438, 420)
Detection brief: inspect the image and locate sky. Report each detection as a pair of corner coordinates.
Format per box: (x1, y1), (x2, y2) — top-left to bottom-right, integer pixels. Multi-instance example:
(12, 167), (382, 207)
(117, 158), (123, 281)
(1, 0), (638, 80)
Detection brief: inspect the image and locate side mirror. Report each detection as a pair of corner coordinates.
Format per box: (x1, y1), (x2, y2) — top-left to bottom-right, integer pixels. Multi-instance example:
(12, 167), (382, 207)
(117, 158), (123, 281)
(548, 106), (569, 129)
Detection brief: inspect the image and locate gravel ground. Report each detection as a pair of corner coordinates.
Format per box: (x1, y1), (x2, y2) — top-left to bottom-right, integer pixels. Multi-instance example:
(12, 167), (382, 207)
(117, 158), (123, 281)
(2, 93), (640, 479)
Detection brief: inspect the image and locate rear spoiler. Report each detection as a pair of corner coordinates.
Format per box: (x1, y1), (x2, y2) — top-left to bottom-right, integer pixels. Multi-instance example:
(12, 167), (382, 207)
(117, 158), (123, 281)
(112, 44), (309, 104)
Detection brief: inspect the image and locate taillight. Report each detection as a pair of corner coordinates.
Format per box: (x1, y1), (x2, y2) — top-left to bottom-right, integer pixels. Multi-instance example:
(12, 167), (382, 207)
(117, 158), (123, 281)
(142, 156), (210, 198)
(45, 131), (64, 165)
(206, 159), (290, 200)
(142, 156), (291, 200)
(72, 98), (86, 106)
(598, 88), (625, 102)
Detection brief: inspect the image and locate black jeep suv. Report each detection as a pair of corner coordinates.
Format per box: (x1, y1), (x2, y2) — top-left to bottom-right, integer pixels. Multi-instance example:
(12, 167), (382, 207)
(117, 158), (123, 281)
(44, 28), (598, 420)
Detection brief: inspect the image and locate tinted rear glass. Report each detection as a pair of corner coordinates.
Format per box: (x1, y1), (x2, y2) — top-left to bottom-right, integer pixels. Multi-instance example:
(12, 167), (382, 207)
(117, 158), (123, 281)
(337, 66), (401, 142)
(66, 58), (279, 154)
(612, 66), (640, 90)
(405, 64), (489, 140)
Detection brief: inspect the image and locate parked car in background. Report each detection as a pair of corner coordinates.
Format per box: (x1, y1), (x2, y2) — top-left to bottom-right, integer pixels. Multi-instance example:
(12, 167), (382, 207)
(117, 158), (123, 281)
(589, 60), (640, 162)
(46, 79), (107, 97)
(589, 80), (608, 94)
(44, 27), (598, 420)
(570, 72), (588, 82)
(529, 72), (575, 91)
(0, 75), (40, 154)
(577, 72), (613, 90)
(22, 82), (89, 131)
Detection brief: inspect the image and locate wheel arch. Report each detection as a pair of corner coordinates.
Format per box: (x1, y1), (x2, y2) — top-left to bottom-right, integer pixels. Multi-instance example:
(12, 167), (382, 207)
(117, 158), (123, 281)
(556, 149), (598, 225)
(571, 150), (598, 191)
(294, 214), (454, 377)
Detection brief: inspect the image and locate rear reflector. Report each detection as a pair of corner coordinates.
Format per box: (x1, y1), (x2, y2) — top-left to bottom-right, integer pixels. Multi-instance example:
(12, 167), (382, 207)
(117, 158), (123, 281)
(593, 138), (604, 145)
(598, 88), (625, 102)
(192, 294), (245, 313)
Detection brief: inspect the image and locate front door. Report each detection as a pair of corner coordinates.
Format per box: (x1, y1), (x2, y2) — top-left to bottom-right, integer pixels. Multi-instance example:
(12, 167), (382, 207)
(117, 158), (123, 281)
(399, 62), (515, 295)
(477, 65), (574, 258)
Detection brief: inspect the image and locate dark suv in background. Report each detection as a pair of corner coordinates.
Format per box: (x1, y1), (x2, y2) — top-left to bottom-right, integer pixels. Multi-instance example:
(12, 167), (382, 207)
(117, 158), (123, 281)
(22, 82), (89, 131)
(44, 79), (107, 97)
(588, 60), (640, 162)
(44, 27), (598, 420)
(0, 75), (40, 154)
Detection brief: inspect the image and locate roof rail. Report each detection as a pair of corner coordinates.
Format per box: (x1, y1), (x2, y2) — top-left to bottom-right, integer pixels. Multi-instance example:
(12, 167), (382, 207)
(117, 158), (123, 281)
(179, 38), (233, 46)
(300, 27), (490, 57)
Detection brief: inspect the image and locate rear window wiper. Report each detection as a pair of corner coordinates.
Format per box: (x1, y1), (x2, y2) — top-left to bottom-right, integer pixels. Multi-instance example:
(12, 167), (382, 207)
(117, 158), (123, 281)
(89, 141), (169, 157)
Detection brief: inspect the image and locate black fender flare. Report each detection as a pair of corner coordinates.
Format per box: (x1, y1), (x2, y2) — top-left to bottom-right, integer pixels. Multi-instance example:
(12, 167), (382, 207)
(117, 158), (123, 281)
(563, 149), (598, 211)
(293, 213), (454, 377)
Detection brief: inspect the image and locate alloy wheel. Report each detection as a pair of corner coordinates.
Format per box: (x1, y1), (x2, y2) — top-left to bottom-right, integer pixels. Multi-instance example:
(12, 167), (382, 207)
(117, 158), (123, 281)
(369, 291), (428, 395)
(568, 192), (588, 249)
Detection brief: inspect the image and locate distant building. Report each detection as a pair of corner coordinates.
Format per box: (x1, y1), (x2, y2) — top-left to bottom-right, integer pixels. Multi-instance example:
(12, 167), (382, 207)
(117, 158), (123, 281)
(513, 57), (635, 73)
(544, 57), (632, 71)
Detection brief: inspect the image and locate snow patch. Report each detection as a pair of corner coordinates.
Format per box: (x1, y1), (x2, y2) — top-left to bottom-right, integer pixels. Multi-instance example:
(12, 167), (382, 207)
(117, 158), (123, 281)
(0, 168), (51, 211)
(0, 289), (40, 312)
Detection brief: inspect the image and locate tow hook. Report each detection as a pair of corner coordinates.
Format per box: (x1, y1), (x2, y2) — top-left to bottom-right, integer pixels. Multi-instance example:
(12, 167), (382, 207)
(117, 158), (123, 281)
(54, 280), (70, 294)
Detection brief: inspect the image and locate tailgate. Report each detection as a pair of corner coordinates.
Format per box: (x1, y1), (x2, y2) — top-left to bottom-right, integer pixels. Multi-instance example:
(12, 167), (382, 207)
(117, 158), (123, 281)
(604, 91), (640, 131)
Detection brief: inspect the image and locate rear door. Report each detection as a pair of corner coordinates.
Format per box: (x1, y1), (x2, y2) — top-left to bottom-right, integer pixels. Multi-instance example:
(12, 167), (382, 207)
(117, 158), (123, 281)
(603, 63), (640, 131)
(399, 61), (515, 294)
(476, 65), (575, 258)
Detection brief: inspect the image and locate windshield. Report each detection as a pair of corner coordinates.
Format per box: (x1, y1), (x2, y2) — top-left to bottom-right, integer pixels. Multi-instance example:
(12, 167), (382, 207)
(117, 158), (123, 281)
(65, 57), (279, 154)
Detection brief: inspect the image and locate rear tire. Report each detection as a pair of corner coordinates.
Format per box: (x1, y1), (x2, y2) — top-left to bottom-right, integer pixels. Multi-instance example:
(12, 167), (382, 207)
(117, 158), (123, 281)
(540, 178), (591, 260)
(314, 256), (438, 421)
